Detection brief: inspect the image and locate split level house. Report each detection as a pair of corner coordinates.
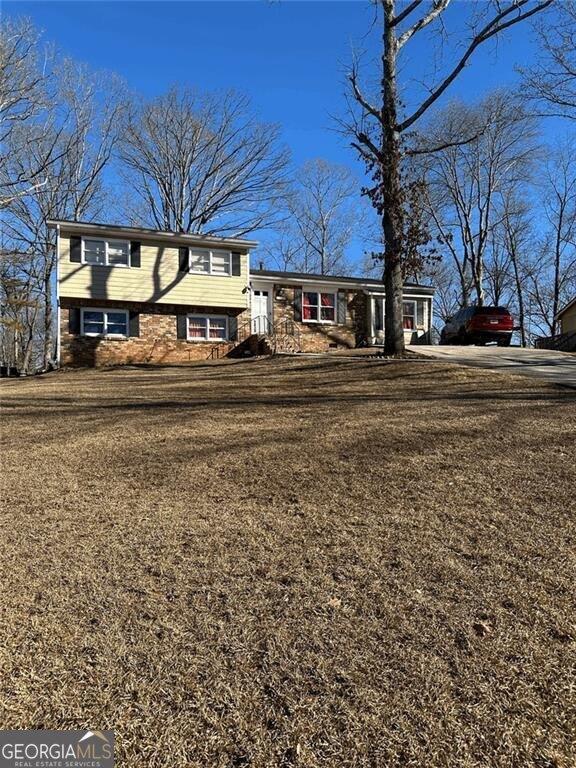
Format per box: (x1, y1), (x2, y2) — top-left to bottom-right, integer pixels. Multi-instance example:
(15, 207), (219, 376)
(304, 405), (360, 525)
(48, 220), (435, 367)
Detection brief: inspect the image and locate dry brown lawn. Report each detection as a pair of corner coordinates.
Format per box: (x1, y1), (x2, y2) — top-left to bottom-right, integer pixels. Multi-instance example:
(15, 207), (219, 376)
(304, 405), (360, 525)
(1, 356), (575, 768)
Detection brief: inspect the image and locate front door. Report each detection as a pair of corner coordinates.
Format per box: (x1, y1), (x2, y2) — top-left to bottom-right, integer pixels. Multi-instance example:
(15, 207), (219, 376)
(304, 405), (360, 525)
(252, 289), (271, 334)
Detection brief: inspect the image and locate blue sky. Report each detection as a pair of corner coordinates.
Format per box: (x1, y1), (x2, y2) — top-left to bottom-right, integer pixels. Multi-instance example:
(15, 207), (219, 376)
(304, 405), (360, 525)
(3, 1), (560, 266)
(5, 1), (549, 168)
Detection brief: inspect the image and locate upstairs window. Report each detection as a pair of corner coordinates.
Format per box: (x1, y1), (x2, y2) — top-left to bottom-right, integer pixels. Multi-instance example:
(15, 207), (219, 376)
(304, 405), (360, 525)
(302, 291), (336, 323)
(83, 238), (129, 267)
(81, 309), (128, 337)
(189, 249), (231, 275)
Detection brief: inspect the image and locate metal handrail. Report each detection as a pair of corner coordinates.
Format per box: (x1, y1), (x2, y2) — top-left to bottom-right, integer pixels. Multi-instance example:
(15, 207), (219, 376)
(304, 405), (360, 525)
(232, 315), (302, 353)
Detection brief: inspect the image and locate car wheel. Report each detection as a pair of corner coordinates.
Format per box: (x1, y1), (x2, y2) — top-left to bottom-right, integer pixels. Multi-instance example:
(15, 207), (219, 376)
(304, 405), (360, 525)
(497, 335), (512, 347)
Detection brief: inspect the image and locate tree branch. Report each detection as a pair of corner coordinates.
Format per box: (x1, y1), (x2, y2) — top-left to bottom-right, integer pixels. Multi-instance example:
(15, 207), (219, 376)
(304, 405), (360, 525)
(391, 0), (424, 28)
(397, 0), (452, 49)
(348, 67), (382, 124)
(398, 0), (554, 132)
(405, 132), (481, 156)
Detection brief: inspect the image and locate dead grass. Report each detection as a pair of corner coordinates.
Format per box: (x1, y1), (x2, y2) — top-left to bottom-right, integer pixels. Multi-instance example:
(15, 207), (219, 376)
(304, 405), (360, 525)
(1, 356), (575, 768)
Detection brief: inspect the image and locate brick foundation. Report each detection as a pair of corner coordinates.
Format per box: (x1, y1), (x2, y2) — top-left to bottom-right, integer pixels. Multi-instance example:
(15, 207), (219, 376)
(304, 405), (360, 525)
(59, 299), (250, 367)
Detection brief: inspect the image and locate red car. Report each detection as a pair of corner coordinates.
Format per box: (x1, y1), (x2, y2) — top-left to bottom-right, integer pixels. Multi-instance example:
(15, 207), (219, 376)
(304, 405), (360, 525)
(440, 306), (514, 346)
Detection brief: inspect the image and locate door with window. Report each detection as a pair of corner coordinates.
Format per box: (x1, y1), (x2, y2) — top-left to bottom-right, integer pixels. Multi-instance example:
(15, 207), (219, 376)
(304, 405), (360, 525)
(252, 289), (271, 334)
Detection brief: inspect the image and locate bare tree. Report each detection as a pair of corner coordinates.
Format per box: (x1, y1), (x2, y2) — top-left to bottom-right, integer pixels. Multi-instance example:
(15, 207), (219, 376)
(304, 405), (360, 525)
(521, 2), (576, 119)
(2, 61), (126, 368)
(261, 225), (304, 272)
(0, 17), (53, 207)
(421, 92), (538, 308)
(0, 249), (42, 371)
(118, 88), (290, 237)
(265, 159), (361, 275)
(421, 258), (461, 332)
(344, 0), (552, 354)
(496, 192), (534, 346)
(526, 143), (576, 337)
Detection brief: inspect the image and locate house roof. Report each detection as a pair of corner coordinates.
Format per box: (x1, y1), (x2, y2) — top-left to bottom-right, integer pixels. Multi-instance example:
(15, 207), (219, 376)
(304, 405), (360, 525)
(251, 269), (435, 294)
(556, 296), (576, 320)
(46, 219), (258, 251)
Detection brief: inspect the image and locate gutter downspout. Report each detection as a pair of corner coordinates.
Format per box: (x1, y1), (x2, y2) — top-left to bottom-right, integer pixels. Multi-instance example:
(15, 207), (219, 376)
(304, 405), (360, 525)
(55, 223), (61, 368)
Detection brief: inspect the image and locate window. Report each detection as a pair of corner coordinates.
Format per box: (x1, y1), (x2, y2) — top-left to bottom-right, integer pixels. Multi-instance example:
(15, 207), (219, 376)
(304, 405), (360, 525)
(81, 309), (128, 337)
(189, 249), (231, 275)
(403, 301), (416, 330)
(373, 297), (427, 333)
(402, 300), (427, 330)
(83, 238), (129, 267)
(211, 251), (231, 275)
(302, 291), (336, 323)
(190, 251), (210, 274)
(187, 315), (228, 341)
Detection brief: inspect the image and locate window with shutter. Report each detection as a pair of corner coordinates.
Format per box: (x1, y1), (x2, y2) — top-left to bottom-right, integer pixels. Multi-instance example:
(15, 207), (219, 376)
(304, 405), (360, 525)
(301, 291), (336, 323)
(186, 315), (229, 341)
(82, 238), (129, 267)
(81, 309), (128, 337)
(189, 249), (232, 275)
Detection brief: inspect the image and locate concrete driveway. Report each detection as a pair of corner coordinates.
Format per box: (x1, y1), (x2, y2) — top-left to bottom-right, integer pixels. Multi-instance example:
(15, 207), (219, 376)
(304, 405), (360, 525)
(409, 345), (576, 389)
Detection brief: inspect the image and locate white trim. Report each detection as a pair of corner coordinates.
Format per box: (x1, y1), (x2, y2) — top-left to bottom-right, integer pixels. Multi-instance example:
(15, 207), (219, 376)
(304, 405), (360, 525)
(186, 314), (229, 342)
(246, 250), (251, 309)
(402, 299), (417, 331)
(81, 236), (131, 268)
(46, 219), (258, 249)
(556, 296), (576, 320)
(250, 284), (272, 333)
(301, 288), (337, 325)
(55, 224), (61, 368)
(368, 295), (432, 344)
(250, 273), (435, 295)
(189, 248), (233, 277)
(80, 307), (129, 338)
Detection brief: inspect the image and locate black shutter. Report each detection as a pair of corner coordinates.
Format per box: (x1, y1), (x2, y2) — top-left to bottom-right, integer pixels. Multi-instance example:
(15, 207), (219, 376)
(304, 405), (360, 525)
(70, 236), (82, 263)
(130, 241), (141, 268)
(178, 247), (189, 272)
(176, 314), (188, 339)
(69, 307), (81, 334)
(129, 311), (140, 337)
(228, 315), (238, 341)
(293, 287), (302, 322)
(231, 252), (241, 276)
(337, 291), (347, 325)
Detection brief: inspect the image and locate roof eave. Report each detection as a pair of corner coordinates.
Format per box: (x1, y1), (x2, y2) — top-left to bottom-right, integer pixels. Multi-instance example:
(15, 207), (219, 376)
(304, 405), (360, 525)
(555, 296), (576, 320)
(46, 219), (258, 250)
(250, 271), (435, 294)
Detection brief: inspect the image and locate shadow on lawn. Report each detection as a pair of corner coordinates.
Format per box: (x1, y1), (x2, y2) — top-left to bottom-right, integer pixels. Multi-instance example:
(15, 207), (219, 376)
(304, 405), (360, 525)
(3, 388), (572, 418)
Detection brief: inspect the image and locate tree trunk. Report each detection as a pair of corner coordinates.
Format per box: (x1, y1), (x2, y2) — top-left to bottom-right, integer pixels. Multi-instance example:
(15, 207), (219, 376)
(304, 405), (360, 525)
(509, 245), (527, 347)
(382, 0), (405, 355)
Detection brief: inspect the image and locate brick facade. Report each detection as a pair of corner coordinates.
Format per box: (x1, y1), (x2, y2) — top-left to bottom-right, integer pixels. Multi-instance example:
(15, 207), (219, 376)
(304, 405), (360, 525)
(270, 285), (367, 353)
(60, 299), (250, 367)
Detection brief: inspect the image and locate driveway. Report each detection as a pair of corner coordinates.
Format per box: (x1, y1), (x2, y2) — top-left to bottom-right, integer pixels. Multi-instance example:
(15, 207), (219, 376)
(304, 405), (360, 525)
(409, 345), (576, 389)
